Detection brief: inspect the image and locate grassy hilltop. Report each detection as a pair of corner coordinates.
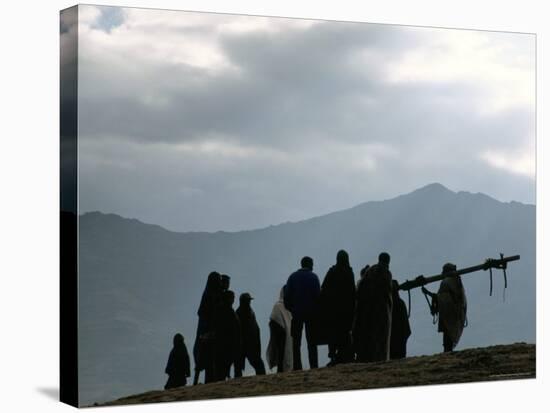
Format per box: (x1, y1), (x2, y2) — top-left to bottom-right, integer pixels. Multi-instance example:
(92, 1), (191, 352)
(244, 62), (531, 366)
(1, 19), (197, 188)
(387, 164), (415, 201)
(99, 343), (535, 407)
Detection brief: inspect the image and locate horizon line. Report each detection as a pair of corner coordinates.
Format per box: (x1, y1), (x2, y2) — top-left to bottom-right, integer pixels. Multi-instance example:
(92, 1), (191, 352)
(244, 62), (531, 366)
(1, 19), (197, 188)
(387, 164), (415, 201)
(77, 182), (535, 235)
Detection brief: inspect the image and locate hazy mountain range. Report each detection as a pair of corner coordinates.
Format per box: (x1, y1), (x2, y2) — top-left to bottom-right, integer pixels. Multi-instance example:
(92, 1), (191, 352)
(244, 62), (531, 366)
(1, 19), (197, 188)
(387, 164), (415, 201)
(78, 183), (535, 405)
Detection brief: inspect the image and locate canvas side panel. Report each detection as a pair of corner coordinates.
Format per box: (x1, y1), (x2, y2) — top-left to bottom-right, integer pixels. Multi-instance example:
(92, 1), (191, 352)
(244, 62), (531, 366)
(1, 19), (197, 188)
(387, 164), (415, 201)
(60, 5), (79, 408)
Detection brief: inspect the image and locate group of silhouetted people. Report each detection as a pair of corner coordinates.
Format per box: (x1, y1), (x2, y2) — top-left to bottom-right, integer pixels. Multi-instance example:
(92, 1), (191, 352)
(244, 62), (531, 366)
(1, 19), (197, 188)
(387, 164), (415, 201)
(186, 272), (266, 386)
(279, 252), (411, 369)
(164, 251), (468, 389)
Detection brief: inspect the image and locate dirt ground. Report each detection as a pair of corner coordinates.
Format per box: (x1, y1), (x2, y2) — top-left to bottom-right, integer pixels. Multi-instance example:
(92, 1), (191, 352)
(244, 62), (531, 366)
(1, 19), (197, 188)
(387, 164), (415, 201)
(98, 342), (535, 407)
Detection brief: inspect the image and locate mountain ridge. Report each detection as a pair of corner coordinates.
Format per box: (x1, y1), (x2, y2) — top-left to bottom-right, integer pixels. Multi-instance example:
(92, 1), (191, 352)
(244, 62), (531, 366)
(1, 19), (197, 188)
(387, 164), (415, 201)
(80, 182), (535, 235)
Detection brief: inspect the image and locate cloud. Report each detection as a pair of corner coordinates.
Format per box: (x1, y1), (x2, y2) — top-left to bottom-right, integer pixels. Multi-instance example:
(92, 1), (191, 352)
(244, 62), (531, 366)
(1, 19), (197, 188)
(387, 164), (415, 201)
(387, 28), (535, 114)
(75, 5), (535, 231)
(480, 148), (535, 178)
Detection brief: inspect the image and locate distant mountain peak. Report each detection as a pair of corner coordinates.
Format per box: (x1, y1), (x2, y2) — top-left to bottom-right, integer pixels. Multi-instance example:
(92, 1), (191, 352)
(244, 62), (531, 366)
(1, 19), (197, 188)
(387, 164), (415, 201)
(411, 182), (454, 194)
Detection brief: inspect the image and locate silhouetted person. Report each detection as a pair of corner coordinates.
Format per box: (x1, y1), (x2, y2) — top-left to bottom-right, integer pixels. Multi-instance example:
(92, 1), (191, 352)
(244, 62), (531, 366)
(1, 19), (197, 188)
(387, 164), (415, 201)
(193, 271), (222, 384)
(284, 256), (320, 370)
(266, 286), (293, 372)
(320, 250), (356, 365)
(221, 274), (231, 292)
(422, 263), (467, 352)
(235, 293), (266, 376)
(390, 280), (411, 359)
(164, 333), (191, 389)
(214, 290), (242, 380)
(354, 252), (393, 362)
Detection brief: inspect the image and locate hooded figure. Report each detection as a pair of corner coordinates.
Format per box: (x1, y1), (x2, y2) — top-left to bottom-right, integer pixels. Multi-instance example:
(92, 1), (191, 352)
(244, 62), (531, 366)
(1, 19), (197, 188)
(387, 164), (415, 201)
(214, 290), (242, 381)
(422, 263), (467, 352)
(235, 293), (266, 376)
(266, 286), (293, 372)
(390, 280), (411, 359)
(193, 271), (222, 384)
(320, 250), (356, 365)
(354, 252), (393, 362)
(165, 333), (191, 389)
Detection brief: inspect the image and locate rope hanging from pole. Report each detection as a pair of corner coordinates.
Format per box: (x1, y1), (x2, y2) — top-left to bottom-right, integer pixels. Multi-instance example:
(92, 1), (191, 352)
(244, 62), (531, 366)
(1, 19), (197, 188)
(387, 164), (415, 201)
(500, 253), (508, 302)
(422, 289), (438, 325)
(407, 289), (411, 319)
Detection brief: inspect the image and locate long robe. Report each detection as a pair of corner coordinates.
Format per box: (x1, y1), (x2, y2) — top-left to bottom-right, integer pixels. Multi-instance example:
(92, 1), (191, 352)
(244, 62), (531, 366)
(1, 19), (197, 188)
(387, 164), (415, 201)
(266, 289), (293, 372)
(354, 263), (393, 362)
(194, 273), (221, 374)
(214, 304), (242, 380)
(320, 262), (356, 343)
(390, 293), (411, 359)
(437, 276), (467, 349)
(236, 304), (266, 374)
(164, 339), (191, 389)
(236, 305), (262, 357)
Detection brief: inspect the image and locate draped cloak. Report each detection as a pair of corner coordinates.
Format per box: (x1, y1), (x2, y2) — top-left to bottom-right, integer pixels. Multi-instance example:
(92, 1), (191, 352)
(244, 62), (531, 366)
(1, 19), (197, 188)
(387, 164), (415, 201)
(437, 275), (467, 349)
(266, 288), (293, 372)
(354, 263), (393, 362)
(319, 259), (356, 345)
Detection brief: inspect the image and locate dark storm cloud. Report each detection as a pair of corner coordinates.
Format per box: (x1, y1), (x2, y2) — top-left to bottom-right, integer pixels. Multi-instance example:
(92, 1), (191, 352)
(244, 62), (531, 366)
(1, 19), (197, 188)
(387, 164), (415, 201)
(78, 20), (427, 146)
(76, 6), (535, 231)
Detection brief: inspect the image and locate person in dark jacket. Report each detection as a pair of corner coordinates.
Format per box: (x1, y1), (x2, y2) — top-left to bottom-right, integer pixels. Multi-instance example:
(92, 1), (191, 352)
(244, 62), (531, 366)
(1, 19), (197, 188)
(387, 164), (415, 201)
(284, 256), (321, 370)
(193, 271), (222, 385)
(214, 290), (242, 381)
(354, 252), (393, 362)
(390, 280), (411, 359)
(164, 333), (191, 389)
(235, 292), (266, 376)
(320, 250), (356, 365)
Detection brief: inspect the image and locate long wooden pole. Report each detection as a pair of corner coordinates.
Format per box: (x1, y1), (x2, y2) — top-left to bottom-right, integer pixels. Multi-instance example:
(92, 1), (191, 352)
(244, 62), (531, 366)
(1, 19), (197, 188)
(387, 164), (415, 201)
(398, 255), (520, 291)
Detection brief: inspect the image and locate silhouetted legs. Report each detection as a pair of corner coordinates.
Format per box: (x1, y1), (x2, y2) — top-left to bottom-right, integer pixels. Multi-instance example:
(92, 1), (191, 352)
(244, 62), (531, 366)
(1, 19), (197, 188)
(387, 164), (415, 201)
(193, 369), (200, 385)
(328, 343), (337, 365)
(329, 332), (353, 365)
(276, 338), (286, 373)
(203, 340), (217, 383)
(233, 364), (243, 378)
(236, 352), (266, 376)
(269, 321), (287, 372)
(249, 353), (266, 375)
(291, 318), (318, 370)
(192, 336), (202, 385)
(443, 332), (453, 352)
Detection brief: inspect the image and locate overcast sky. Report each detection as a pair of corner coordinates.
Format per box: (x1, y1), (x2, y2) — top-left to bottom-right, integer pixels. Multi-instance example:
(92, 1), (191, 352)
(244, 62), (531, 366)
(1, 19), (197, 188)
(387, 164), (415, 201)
(72, 5), (535, 232)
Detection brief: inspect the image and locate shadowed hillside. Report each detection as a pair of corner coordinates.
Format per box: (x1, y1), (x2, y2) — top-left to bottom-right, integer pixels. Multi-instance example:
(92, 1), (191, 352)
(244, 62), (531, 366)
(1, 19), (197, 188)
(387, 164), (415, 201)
(78, 183), (535, 405)
(99, 343), (535, 407)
